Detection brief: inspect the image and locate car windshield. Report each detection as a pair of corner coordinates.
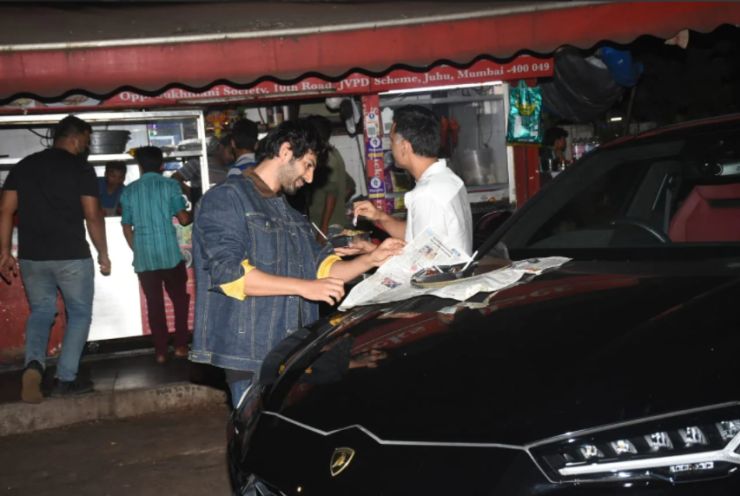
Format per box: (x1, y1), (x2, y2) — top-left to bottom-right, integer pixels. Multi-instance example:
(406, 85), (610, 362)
(496, 119), (740, 260)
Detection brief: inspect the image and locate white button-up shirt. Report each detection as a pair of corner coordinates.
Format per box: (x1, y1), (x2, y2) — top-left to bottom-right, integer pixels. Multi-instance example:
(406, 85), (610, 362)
(404, 159), (473, 255)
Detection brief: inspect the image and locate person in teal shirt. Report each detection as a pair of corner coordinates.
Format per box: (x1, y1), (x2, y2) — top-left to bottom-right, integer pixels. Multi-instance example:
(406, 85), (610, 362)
(120, 146), (192, 364)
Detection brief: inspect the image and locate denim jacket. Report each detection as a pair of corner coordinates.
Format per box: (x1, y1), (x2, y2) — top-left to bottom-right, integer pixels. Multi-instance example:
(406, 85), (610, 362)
(190, 173), (333, 371)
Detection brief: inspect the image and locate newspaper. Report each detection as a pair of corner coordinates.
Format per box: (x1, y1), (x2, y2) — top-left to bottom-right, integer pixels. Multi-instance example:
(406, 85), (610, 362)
(338, 227), (570, 310)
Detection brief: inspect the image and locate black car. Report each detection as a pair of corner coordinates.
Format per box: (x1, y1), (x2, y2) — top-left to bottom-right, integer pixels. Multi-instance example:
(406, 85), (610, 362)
(228, 114), (740, 495)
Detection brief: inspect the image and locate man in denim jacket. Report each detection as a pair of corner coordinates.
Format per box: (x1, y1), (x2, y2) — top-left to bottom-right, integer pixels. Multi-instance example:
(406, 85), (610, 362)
(191, 119), (403, 408)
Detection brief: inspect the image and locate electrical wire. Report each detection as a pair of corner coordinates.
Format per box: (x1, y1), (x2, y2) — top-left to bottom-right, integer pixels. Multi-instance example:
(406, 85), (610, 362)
(27, 127), (53, 148)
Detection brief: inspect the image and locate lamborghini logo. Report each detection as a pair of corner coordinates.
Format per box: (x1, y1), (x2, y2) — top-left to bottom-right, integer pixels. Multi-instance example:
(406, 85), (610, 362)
(329, 447), (355, 477)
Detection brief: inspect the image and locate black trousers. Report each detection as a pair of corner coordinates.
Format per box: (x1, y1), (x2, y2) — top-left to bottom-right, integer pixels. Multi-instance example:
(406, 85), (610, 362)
(137, 261), (190, 355)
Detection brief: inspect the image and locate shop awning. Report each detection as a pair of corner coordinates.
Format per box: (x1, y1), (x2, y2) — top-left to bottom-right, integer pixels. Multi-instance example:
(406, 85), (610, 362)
(1, 1), (739, 102)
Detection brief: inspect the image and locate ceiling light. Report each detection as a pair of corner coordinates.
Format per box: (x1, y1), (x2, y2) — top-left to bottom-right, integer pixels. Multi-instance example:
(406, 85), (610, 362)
(379, 81), (502, 95)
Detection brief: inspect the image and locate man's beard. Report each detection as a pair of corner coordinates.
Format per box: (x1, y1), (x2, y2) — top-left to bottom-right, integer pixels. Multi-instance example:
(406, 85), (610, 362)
(282, 178), (304, 195)
(278, 160), (303, 195)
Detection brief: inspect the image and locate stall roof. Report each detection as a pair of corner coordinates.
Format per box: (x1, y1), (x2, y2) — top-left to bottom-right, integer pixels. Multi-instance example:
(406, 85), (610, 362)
(1, 1), (739, 102)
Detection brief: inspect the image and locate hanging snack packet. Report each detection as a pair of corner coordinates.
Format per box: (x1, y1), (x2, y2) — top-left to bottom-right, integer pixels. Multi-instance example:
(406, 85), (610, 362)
(506, 80), (543, 145)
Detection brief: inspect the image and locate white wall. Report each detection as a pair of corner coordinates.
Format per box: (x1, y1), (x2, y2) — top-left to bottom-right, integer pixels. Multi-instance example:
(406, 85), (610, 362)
(331, 134), (367, 197)
(0, 128), (50, 159)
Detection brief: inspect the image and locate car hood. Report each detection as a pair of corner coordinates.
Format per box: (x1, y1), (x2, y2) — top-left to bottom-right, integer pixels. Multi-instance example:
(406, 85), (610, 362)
(265, 260), (740, 446)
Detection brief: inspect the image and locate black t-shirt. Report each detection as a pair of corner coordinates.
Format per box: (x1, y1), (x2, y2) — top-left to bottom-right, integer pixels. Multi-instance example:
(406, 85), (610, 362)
(3, 148), (98, 260)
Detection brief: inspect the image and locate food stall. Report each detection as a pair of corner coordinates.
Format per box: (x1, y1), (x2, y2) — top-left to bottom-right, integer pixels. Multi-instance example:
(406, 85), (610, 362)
(0, 59), (549, 361)
(1, 1), (738, 361)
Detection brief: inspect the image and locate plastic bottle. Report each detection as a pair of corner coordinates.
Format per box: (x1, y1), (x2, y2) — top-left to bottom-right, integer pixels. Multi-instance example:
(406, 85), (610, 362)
(572, 138), (585, 161)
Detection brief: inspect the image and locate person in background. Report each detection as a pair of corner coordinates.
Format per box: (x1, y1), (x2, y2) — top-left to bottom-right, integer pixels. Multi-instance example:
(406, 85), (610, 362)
(538, 127), (569, 187)
(209, 133), (236, 185)
(190, 119), (404, 408)
(98, 161), (127, 216)
(306, 115), (349, 238)
(541, 127), (569, 171)
(227, 118), (259, 177)
(172, 131), (240, 203)
(171, 155), (202, 204)
(0, 114), (110, 402)
(352, 105), (473, 255)
(120, 146), (192, 364)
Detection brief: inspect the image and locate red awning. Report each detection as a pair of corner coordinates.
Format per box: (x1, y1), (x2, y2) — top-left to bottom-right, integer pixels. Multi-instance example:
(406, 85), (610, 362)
(1, 1), (739, 102)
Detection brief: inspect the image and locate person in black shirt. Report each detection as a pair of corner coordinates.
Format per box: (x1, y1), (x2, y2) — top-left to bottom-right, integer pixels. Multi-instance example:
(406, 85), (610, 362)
(0, 115), (110, 403)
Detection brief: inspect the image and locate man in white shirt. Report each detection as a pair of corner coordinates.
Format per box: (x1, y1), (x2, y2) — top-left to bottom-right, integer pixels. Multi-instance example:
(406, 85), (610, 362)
(352, 105), (473, 255)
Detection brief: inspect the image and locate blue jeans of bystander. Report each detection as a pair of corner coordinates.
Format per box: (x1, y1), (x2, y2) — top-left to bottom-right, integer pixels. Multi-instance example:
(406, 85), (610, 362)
(19, 258), (94, 382)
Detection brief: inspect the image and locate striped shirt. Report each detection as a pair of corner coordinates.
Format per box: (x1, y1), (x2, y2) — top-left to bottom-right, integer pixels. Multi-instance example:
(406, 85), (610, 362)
(120, 173), (186, 273)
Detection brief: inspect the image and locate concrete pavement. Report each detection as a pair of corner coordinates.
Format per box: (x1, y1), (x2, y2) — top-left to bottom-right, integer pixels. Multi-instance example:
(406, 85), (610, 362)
(0, 351), (228, 437)
(0, 402), (232, 496)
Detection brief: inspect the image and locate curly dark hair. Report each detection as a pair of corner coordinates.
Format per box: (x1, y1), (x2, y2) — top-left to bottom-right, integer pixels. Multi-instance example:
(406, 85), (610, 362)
(256, 118), (325, 164)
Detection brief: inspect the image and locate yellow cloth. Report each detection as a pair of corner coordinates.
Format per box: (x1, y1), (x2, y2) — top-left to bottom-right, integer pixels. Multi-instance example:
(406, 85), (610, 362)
(220, 255), (342, 300)
(219, 260), (256, 301)
(317, 255), (341, 279)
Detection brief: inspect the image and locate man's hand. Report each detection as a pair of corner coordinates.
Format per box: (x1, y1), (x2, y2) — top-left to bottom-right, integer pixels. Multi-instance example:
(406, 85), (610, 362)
(299, 277), (346, 306)
(352, 200), (383, 222)
(367, 237), (405, 267)
(333, 238), (377, 257)
(98, 253), (111, 276)
(0, 253), (17, 284)
(352, 199), (407, 240)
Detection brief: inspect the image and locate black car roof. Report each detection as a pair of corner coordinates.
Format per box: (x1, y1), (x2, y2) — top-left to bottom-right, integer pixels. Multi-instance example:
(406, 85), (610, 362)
(601, 113), (740, 150)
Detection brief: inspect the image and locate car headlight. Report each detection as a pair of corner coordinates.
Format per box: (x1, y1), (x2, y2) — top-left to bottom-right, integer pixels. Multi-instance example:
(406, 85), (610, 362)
(530, 402), (740, 484)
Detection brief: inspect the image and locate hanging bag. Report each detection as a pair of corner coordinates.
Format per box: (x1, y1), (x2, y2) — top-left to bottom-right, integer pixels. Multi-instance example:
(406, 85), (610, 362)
(506, 80), (543, 145)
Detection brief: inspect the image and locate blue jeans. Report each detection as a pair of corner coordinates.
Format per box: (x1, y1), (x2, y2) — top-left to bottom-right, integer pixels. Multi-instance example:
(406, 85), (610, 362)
(228, 377), (254, 409)
(19, 258), (94, 382)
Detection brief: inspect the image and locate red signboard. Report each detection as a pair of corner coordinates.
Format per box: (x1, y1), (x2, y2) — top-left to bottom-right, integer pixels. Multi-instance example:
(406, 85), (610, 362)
(0, 55), (553, 113)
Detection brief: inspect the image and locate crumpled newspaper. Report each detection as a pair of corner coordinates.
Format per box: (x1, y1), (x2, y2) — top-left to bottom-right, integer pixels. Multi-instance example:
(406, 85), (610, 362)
(422, 257), (570, 302)
(338, 226), (570, 310)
